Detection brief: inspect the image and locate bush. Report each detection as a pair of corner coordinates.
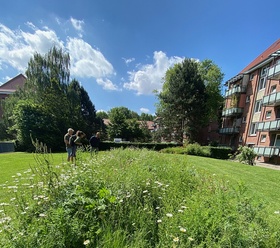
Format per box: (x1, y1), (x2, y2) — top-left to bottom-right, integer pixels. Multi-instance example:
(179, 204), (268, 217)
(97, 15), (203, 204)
(235, 145), (257, 165)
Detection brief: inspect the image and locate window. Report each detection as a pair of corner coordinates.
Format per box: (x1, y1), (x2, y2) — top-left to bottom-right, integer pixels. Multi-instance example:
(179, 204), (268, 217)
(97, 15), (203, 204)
(249, 74), (254, 81)
(242, 116), (246, 123)
(258, 77), (266, 91)
(271, 85), (277, 93)
(277, 108), (280, 119)
(250, 123), (257, 136)
(261, 134), (266, 142)
(246, 95), (250, 103)
(254, 100), (262, 113)
(239, 136), (243, 142)
(261, 66), (268, 77)
(266, 111), (272, 119)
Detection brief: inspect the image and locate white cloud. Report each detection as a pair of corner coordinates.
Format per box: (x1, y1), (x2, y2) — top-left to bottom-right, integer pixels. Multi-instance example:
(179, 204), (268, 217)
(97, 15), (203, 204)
(0, 23), (63, 71)
(96, 78), (120, 91)
(0, 22), (115, 85)
(123, 51), (184, 95)
(122, 57), (135, 65)
(70, 17), (84, 37)
(67, 37), (114, 78)
(140, 108), (150, 113)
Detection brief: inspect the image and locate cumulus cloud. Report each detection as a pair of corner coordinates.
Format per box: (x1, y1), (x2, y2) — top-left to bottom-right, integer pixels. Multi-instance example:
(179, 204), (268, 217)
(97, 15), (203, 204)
(96, 78), (120, 91)
(123, 51), (184, 95)
(140, 108), (150, 113)
(67, 37), (114, 78)
(0, 22), (115, 88)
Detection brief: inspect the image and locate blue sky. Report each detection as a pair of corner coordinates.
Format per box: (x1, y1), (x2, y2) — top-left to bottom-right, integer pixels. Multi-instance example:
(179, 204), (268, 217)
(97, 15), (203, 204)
(0, 0), (280, 115)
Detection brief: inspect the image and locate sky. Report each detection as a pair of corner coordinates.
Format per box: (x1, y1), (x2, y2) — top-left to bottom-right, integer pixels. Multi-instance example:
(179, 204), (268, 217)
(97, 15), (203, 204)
(0, 0), (280, 115)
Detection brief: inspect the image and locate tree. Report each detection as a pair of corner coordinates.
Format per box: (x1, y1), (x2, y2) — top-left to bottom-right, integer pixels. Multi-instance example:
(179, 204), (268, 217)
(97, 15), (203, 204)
(96, 111), (109, 119)
(198, 59), (224, 122)
(3, 47), (98, 151)
(140, 113), (154, 121)
(157, 58), (207, 143)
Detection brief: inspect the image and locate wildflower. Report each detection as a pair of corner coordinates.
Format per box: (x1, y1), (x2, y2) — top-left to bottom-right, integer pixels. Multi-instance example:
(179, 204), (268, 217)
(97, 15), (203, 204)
(173, 237), (179, 242)
(21, 212), (26, 215)
(39, 213), (46, 217)
(274, 211), (280, 214)
(180, 227), (187, 233)
(178, 209), (183, 213)
(181, 206), (187, 209)
(166, 213), (173, 217)
(157, 219), (162, 223)
(83, 239), (90, 245)
(143, 190), (148, 194)
(188, 237), (194, 241)
(156, 206), (160, 210)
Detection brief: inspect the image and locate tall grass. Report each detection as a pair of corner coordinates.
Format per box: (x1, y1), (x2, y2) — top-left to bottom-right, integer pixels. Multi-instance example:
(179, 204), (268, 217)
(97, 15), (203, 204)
(0, 148), (280, 247)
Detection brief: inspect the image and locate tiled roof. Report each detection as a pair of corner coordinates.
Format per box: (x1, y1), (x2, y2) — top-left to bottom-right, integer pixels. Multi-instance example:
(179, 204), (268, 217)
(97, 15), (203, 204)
(240, 38), (280, 73)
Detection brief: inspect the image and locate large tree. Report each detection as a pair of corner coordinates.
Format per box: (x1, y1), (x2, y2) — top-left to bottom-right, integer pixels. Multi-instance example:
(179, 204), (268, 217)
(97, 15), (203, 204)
(157, 58), (208, 143)
(3, 47), (98, 151)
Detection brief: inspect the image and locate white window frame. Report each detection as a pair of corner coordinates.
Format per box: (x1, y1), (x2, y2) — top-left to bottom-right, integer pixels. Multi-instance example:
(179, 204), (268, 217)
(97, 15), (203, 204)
(250, 123), (257, 136)
(271, 85), (277, 93)
(258, 77), (266, 91)
(246, 95), (250, 103)
(266, 111), (272, 119)
(242, 116), (246, 123)
(254, 100), (262, 113)
(260, 134), (266, 142)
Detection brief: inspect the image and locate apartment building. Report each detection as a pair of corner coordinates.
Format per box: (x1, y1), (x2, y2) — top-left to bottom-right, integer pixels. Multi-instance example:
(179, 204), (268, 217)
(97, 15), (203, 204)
(220, 39), (280, 163)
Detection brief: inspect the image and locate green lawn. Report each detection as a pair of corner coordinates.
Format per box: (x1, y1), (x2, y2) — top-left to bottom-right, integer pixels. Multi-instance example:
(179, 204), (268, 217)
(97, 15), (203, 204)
(1, 152), (280, 212)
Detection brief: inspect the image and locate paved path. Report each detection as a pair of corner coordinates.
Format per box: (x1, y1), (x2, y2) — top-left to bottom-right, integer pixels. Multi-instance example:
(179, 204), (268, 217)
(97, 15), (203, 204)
(255, 161), (280, 170)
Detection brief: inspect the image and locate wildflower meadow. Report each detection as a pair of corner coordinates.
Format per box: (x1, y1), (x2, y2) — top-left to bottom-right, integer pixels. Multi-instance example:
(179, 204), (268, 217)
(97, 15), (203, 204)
(0, 148), (280, 247)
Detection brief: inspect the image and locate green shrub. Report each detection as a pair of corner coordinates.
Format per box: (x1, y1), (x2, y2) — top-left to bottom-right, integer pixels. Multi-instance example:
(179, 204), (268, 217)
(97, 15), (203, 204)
(235, 145), (257, 165)
(209, 146), (232, 159)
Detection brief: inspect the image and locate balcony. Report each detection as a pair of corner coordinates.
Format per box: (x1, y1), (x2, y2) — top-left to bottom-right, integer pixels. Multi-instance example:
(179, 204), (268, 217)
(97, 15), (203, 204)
(219, 127), (240, 134)
(256, 120), (280, 132)
(225, 86), (246, 98)
(262, 92), (280, 106)
(253, 146), (280, 157)
(268, 64), (280, 80)
(222, 107), (243, 117)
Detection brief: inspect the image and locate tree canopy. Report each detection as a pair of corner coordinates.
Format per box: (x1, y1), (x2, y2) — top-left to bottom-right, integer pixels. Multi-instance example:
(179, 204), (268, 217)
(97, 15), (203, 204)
(156, 58), (223, 143)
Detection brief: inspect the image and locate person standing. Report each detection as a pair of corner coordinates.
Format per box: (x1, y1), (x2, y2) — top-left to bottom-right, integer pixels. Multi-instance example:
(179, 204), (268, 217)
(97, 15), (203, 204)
(70, 130), (86, 162)
(89, 132), (101, 155)
(64, 128), (74, 162)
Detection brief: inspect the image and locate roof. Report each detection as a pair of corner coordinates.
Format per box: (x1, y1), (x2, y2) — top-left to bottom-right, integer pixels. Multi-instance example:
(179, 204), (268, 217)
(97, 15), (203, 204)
(225, 39), (280, 85)
(240, 38), (280, 73)
(0, 74), (26, 90)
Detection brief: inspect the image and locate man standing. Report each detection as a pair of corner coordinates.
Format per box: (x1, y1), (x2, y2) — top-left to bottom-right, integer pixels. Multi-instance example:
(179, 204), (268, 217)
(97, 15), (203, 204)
(64, 128), (74, 162)
(89, 132), (101, 156)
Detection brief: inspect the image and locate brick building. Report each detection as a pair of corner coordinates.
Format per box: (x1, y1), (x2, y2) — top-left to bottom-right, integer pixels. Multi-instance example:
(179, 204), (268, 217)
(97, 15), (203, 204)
(220, 39), (280, 163)
(0, 74), (26, 119)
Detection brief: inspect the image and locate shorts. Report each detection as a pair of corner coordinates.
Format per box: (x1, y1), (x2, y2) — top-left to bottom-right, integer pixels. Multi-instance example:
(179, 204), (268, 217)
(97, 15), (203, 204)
(66, 147), (72, 156)
(71, 146), (77, 157)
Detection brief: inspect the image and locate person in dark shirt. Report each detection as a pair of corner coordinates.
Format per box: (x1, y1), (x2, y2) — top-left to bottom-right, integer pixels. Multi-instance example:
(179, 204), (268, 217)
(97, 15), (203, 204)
(89, 132), (100, 156)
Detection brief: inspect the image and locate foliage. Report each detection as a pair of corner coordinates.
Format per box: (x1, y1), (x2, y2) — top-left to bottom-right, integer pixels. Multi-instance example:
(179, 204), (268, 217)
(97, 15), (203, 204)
(2, 47), (99, 151)
(156, 59), (224, 144)
(235, 145), (257, 165)
(96, 111), (109, 119)
(1, 148), (280, 247)
(107, 107), (151, 141)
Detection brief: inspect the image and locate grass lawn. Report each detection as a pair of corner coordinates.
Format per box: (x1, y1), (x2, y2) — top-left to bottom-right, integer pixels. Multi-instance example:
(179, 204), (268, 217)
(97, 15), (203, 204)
(0, 152), (67, 202)
(1, 150), (280, 247)
(1, 151), (280, 213)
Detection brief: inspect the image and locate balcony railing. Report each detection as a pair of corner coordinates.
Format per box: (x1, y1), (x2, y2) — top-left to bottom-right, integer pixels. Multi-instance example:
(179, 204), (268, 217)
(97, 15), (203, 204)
(253, 146), (280, 157)
(256, 120), (280, 131)
(225, 86), (247, 98)
(219, 127), (240, 134)
(268, 64), (280, 79)
(222, 107), (243, 117)
(262, 92), (280, 106)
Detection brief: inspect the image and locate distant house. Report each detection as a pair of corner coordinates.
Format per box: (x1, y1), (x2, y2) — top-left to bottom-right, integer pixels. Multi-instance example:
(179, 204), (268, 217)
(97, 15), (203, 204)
(0, 74), (26, 119)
